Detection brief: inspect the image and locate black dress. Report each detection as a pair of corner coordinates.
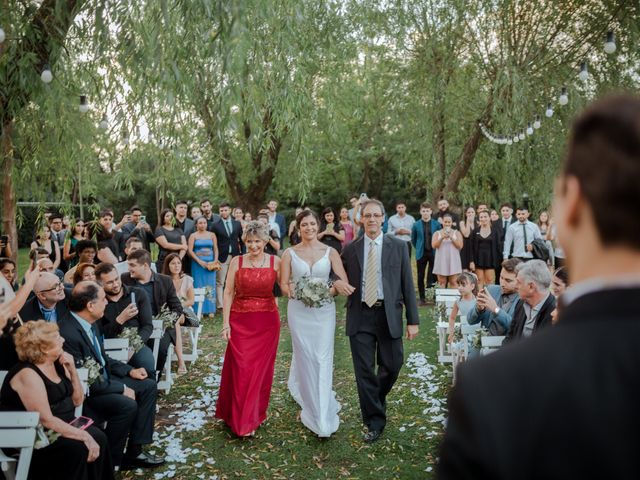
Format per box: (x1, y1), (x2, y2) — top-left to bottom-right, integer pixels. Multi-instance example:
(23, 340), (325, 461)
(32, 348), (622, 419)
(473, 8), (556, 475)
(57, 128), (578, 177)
(319, 221), (344, 253)
(0, 362), (114, 480)
(471, 226), (501, 270)
(155, 226), (185, 271)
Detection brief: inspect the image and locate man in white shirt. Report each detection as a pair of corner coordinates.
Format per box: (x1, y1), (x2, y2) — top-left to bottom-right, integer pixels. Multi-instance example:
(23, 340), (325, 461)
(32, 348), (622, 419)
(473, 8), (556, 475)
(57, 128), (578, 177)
(503, 207), (542, 260)
(387, 201), (415, 257)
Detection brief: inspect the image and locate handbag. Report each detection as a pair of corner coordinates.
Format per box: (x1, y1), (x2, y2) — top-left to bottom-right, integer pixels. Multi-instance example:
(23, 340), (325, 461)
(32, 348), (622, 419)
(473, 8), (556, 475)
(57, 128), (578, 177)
(182, 307), (200, 328)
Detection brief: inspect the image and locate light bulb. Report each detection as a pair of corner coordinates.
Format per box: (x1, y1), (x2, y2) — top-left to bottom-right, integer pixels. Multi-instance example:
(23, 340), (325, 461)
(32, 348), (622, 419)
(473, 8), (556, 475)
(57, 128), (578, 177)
(526, 123), (534, 135)
(578, 62), (589, 81)
(79, 95), (89, 113)
(0, 27), (5, 44)
(604, 31), (616, 54)
(533, 116), (541, 129)
(545, 103), (554, 118)
(230, 105), (240, 114)
(507, 138), (513, 145)
(41, 64), (53, 83)
(519, 131), (525, 140)
(559, 87), (568, 106)
(123, 135), (130, 145)
(513, 135), (519, 143)
(99, 114), (108, 130)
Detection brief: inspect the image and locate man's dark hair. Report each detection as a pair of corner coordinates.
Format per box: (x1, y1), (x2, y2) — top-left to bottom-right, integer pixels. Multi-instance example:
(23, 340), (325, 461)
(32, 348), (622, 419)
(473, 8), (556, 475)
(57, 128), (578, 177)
(420, 202), (433, 210)
(49, 213), (63, 222)
(75, 240), (97, 255)
(200, 198), (211, 206)
(516, 206), (528, 212)
(219, 201), (231, 209)
(500, 203), (513, 210)
(175, 200), (188, 207)
(94, 262), (116, 279)
(128, 249), (152, 266)
(131, 205), (142, 214)
(125, 236), (143, 248)
(395, 201), (406, 207)
(563, 94), (640, 250)
(69, 281), (101, 312)
(501, 257), (523, 273)
(99, 210), (113, 219)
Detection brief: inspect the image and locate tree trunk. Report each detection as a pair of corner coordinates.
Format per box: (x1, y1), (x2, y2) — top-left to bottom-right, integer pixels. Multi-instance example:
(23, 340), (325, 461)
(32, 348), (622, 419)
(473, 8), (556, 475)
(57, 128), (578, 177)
(1, 120), (18, 262)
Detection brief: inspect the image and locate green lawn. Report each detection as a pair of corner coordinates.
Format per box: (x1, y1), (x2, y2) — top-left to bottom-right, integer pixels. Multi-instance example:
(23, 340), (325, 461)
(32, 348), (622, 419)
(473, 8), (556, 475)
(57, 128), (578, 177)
(120, 300), (451, 480)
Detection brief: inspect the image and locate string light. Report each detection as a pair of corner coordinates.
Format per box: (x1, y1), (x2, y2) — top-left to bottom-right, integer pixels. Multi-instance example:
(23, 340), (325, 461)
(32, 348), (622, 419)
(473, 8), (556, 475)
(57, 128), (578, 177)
(578, 62), (589, 81)
(99, 114), (108, 130)
(559, 87), (569, 106)
(526, 123), (534, 135)
(533, 115), (541, 129)
(604, 31), (616, 54)
(545, 103), (554, 118)
(41, 64), (53, 83)
(0, 27), (5, 44)
(79, 95), (89, 113)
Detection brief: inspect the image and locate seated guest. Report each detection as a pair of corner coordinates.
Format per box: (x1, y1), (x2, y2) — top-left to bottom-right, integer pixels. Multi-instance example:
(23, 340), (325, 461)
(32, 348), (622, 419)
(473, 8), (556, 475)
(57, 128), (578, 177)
(550, 266), (570, 324)
(63, 240), (98, 284)
(505, 259), (556, 342)
(114, 237), (157, 276)
(59, 281), (164, 471)
(19, 272), (73, 324)
(95, 262), (155, 375)
(28, 247), (64, 280)
(468, 258), (522, 335)
(121, 249), (184, 377)
(71, 262), (96, 285)
(0, 321), (113, 479)
(0, 257), (18, 292)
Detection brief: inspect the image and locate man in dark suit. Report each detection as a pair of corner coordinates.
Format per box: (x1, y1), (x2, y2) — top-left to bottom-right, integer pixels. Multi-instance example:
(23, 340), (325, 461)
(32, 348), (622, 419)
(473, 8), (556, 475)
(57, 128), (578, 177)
(266, 199), (287, 242)
(211, 202), (242, 309)
(19, 272), (73, 324)
(411, 202), (442, 304)
(200, 198), (221, 231)
(60, 281), (164, 471)
(340, 198), (420, 443)
(494, 203), (517, 279)
(438, 95), (640, 478)
(120, 249), (184, 376)
(120, 206), (155, 252)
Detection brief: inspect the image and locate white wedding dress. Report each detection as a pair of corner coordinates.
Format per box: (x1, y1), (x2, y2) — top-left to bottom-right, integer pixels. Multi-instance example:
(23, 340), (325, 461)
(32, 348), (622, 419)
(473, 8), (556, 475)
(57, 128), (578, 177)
(287, 248), (341, 437)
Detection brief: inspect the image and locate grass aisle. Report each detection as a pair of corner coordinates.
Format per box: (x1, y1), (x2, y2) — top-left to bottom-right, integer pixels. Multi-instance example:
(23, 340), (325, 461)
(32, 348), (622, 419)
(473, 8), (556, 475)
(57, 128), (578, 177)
(121, 299), (451, 480)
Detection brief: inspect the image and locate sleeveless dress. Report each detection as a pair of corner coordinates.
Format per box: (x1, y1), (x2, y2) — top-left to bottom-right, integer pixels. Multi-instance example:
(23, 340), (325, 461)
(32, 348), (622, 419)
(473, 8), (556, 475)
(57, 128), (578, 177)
(192, 237), (217, 314)
(215, 255), (280, 436)
(433, 231), (463, 276)
(0, 362), (113, 480)
(287, 248), (341, 437)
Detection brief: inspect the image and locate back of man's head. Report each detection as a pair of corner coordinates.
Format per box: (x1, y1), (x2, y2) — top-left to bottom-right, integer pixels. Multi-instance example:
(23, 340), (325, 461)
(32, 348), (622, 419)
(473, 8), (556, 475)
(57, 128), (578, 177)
(563, 94), (640, 250)
(69, 281), (101, 312)
(128, 248), (152, 266)
(516, 260), (552, 293)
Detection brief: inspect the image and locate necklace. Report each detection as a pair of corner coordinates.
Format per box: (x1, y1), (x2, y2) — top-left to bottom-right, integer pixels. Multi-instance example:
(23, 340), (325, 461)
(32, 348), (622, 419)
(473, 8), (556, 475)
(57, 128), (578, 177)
(248, 254), (266, 268)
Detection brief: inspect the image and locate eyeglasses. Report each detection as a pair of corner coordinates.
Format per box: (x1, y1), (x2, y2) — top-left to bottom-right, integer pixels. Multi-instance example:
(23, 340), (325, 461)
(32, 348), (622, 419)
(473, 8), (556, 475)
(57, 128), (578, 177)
(38, 282), (63, 293)
(362, 213), (384, 219)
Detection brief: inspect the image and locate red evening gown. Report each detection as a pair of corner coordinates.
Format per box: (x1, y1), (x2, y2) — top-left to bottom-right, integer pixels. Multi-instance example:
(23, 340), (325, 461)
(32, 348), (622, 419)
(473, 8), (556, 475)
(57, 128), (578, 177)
(215, 255), (280, 436)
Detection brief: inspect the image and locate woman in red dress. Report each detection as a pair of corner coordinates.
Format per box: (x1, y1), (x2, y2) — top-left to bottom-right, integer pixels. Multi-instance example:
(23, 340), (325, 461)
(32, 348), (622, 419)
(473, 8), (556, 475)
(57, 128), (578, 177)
(215, 221), (281, 436)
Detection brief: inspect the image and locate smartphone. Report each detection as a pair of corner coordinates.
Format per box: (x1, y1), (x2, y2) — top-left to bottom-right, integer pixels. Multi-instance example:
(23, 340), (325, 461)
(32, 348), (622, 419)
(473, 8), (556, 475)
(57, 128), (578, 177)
(140, 215), (146, 224)
(131, 292), (136, 305)
(326, 223), (334, 232)
(69, 416), (94, 430)
(0, 235), (8, 246)
(359, 193), (368, 200)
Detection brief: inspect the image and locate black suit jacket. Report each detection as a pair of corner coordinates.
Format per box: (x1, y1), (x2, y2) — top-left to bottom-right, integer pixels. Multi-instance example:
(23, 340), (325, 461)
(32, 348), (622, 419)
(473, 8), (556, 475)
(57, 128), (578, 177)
(211, 219), (242, 263)
(341, 234), (419, 338)
(100, 285), (154, 342)
(59, 315), (133, 396)
(505, 294), (555, 342)
(18, 289), (74, 324)
(438, 288), (640, 480)
(120, 271), (183, 317)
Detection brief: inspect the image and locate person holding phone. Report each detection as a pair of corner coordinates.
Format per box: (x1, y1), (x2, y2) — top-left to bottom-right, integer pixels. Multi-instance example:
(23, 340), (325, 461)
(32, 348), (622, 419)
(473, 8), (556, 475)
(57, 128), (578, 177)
(0, 320), (113, 479)
(0, 232), (12, 258)
(317, 207), (345, 253)
(432, 214), (464, 288)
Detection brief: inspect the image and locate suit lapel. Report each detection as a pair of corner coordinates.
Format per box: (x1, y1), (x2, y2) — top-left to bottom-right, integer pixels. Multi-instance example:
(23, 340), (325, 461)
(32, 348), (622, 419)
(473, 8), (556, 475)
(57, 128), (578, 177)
(355, 236), (364, 272)
(382, 235), (392, 273)
(73, 317), (101, 364)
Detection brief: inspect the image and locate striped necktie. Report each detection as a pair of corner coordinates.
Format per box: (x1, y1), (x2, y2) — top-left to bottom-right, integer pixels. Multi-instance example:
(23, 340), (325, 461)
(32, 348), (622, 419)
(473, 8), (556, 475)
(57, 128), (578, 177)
(364, 241), (378, 307)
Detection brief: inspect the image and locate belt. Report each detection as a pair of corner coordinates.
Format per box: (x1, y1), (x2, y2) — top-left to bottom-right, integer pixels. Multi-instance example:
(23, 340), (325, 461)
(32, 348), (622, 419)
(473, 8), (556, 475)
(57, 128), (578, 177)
(362, 300), (384, 309)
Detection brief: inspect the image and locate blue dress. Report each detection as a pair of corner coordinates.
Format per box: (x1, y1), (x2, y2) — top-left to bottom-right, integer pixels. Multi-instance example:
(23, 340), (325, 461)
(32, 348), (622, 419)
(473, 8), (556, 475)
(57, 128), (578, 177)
(192, 238), (217, 314)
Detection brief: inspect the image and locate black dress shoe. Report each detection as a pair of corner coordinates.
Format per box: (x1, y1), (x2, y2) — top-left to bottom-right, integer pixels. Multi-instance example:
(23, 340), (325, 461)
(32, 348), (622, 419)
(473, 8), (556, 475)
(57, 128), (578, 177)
(363, 429), (382, 443)
(121, 452), (166, 470)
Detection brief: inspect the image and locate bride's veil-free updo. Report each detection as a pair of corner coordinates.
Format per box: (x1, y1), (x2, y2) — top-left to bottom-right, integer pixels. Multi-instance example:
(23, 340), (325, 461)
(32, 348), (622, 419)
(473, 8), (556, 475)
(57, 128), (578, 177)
(242, 221), (270, 242)
(295, 209), (320, 230)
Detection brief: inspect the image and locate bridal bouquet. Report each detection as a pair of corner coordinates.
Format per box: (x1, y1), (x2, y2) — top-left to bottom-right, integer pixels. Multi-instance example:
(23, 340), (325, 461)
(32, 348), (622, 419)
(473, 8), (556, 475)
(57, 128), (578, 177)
(294, 276), (333, 309)
(118, 327), (145, 354)
(82, 356), (104, 386)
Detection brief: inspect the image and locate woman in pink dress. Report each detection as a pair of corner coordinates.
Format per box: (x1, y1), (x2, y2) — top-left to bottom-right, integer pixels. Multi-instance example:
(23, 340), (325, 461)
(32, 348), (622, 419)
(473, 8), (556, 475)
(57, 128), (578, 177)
(339, 207), (355, 248)
(432, 214), (463, 287)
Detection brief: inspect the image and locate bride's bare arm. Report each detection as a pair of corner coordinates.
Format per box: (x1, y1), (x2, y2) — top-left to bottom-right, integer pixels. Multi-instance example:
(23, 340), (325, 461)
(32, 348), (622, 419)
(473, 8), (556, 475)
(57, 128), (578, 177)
(279, 250), (293, 298)
(329, 249), (355, 296)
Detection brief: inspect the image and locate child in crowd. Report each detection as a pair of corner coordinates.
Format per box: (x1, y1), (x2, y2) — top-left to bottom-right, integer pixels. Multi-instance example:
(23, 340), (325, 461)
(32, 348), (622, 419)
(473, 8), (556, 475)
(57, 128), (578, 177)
(448, 272), (478, 344)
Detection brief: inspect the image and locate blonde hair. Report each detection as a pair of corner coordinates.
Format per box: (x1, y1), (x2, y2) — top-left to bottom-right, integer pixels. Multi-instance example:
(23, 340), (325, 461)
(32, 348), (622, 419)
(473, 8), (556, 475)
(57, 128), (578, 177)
(14, 320), (60, 364)
(242, 220), (270, 242)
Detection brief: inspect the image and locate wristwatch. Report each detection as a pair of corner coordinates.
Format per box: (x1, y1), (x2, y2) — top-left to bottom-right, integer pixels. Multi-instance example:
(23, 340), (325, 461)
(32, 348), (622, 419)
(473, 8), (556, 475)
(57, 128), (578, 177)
(493, 307), (501, 315)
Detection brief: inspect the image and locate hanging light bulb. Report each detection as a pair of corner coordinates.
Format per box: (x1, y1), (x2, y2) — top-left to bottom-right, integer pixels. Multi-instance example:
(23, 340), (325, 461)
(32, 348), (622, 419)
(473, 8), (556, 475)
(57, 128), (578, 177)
(545, 103), (554, 118)
(0, 27), (5, 44)
(578, 62), (589, 81)
(604, 31), (616, 54)
(40, 64), (53, 83)
(513, 135), (519, 143)
(533, 115), (541, 129)
(79, 95), (89, 113)
(526, 123), (534, 135)
(507, 138), (513, 145)
(559, 87), (569, 106)
(99, 114), (108, 130)
(519, 131), (526, 140)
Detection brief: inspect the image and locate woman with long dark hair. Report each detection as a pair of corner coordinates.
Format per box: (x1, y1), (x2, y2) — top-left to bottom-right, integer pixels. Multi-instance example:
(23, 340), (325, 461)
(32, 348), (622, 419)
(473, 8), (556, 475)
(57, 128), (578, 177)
(317, 207), (345, 253)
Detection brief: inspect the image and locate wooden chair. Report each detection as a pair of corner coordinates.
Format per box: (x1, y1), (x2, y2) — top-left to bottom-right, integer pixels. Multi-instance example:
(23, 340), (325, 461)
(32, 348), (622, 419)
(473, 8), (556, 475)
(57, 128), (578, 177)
(0, 411), (39, 480)
(151, 320), (173, 393)
(103, 338), (130, 363)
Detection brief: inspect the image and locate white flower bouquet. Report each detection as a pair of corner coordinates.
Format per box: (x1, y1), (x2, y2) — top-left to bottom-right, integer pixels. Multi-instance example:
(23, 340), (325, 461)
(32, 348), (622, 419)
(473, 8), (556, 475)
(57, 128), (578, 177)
(82, 356), (104, 386)
(294, 276), (333, 309)
(118, 327), (145, 353)
(155, 304), (179, 330)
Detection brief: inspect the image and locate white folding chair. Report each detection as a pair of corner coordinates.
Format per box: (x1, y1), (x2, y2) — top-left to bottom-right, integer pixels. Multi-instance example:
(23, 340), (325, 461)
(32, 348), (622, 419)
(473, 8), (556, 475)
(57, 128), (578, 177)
(435, 289), (461, 364)
(481, 335), (505, 356)
(0, 411), (40, 480)
(179, 288), (205, 364)
(74, 368), (89, 416)
(103, 338), (130, 362)
(151, 320), (173, 393)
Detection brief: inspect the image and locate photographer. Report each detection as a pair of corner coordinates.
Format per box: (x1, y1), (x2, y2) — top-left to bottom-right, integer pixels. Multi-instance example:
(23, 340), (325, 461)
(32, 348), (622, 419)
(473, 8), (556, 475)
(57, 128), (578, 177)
(0, 232), (12, 258)
(120, 206), (155, 252)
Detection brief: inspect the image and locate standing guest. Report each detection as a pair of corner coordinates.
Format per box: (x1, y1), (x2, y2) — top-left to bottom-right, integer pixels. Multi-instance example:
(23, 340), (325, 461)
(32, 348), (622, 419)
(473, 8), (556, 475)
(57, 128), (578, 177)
(162, 253), (193, 375)
(347, 195), (358, 222)
(63, 219), (88, 269)
(447, 272), (478, 344)
(188, 216), (219, 316)
(72, 263), (96, 285)
(469, 211), (501, 289)
(0, 257), (18, 292)
(339, 207), (356, 248)
(387, 201), (415, 256)
(215, 221), (281, 437)
(257, 212), (281, 255)
(154, 208), (188, 272)
(19, 272), (73, 324)
(432, 214), (463, 288)
(318, 207), (345, 253)
(121, 249), (184, 377)
(0, 321), (113, 480)
(495, 203), (516, 280)
(288, 207), (304, 247)
(190, 205), (202, 220)
(504, 260), (556, 342)
(211, 202), (243, 310)
(89, 210), (126, 264)
(233, 207), (247, 253)
(120, 206), (155, 252)
(60, 281), (164, 471)
(199, 199), (220, 231)
(489, 209), (500, 222)
(244, 212), (253, 222)
(340, 198), (419, 443)
(95, 262), (156, 375)
(411, 202), (442, 304)
(467, 258), (522, 335)
(63, 240), (98, 284)
(547, 221), (565, 269)
(49, 214), (68, 272)
(502, 206), (542, 261)
(174, 200), (194, 238)
(458, 206), (476, 271)
(436, 197), (460, 228)
(266, 199), (286, 243)
(31, 225), (61, 271)
(537, 210), (555, 267)
(476, 203), (489, 214)
(114, 237), (157, 276)
(0, 230), (13, 258)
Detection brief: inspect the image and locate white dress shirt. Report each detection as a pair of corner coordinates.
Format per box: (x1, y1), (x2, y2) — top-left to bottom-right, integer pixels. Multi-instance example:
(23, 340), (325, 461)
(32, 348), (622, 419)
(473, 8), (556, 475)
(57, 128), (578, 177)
(362, 233), (384, 301)
(503, 221), (542, 259)
(388, 214), (415, 243)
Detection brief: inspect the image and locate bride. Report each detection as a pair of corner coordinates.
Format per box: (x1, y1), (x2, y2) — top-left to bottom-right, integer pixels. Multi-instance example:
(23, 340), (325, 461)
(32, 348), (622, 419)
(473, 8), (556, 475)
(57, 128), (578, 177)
(280, 210), (354, 437)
